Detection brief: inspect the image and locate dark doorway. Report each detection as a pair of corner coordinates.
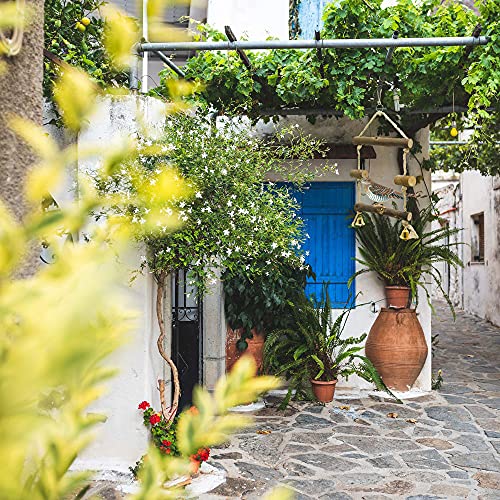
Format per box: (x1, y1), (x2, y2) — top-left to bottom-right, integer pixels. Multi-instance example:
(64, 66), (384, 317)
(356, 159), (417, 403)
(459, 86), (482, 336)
(171, 270), (203, 411)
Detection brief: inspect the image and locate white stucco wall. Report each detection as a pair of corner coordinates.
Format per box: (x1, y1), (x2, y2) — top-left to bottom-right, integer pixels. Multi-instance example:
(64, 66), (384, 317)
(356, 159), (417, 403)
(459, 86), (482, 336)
(460, 171), (500, 327)
(207, 0), (289, 39)
(48, 96), (170, 472)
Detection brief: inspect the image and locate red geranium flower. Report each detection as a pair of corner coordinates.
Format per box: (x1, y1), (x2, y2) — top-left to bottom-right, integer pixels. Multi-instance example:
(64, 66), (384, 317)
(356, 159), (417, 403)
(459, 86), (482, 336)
(138, 401), (150, 410)
(149, 413), (161, 425)
(162, 440), (172, 446)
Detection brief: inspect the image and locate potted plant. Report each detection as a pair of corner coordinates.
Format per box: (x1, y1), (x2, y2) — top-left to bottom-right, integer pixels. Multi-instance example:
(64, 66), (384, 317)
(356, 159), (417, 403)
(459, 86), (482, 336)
(349, 205), (463, 311)
(223, 261), (313, 373)
(264, 289), (397, 404)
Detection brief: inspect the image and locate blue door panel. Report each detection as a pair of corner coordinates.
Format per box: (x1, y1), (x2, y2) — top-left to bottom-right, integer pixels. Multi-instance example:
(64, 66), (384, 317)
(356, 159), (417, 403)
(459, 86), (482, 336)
(294, 183), (355, 307)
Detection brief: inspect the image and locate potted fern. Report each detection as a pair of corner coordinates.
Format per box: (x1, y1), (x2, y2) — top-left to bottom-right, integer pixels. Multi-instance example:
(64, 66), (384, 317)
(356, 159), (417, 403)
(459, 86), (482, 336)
(264, 290), (397, 404)
(349, 205), (463, 312)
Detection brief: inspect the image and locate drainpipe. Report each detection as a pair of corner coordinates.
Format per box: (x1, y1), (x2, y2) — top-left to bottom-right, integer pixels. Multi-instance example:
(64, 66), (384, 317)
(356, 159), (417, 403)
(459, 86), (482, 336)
(142, 0), (149, 93)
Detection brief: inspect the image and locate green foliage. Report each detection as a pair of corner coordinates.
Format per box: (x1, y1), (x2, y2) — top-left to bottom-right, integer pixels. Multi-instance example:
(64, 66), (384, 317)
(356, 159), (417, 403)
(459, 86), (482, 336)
(264, 289), (399, 406)
(94, 112), (327, 294)
(427, 111), (500, 176)
(350, 205), (464, 314)
(156, 0), (500, 173)
(130, 403), (210, 478)
(43, 0), (129, 104)
(2, 8), (283, 498)
(222, 260), (313, 349)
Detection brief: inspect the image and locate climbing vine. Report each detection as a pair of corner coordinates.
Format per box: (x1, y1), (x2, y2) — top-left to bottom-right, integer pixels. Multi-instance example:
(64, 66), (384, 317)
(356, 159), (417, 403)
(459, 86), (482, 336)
(154, 0), (499, 174)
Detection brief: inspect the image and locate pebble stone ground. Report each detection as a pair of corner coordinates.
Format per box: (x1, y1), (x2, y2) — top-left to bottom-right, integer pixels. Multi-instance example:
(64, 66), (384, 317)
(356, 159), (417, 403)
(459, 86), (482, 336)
(205, 301), (500, 500)
(84, 301), (500, 499)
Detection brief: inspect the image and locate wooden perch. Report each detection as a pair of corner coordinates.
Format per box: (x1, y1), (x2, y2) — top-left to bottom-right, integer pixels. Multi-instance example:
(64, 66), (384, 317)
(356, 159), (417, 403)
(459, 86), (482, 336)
(350, 169), (369, 180)
(354, 202), (412, 221)
(394, 175), (417, 187)
(353, 136), (413, 149)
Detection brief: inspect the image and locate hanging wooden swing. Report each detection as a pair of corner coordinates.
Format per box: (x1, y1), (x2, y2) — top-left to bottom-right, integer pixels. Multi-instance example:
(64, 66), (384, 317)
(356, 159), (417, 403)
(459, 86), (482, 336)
(350, 108), (419, 239)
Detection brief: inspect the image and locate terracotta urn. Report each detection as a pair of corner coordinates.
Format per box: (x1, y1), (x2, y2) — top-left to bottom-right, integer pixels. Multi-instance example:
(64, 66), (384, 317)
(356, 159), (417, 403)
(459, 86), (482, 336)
(385, 285), (411, 309)
(225, 326), (265, 373)
(310, 379), (337, 403)
(365, 308), (428, 391)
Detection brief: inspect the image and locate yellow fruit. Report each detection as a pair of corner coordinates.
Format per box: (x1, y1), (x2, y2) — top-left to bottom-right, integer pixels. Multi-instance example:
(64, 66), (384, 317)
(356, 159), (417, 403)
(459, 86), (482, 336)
(81, 17), (91, 26)
(76, 22), (86, 32)
(450, 127), (458, 137)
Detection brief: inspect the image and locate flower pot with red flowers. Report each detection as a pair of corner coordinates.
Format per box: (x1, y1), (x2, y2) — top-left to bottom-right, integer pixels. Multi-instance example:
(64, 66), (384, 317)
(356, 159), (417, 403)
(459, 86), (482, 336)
(130, 402), (211, 479)
(264, 288), (397, 406)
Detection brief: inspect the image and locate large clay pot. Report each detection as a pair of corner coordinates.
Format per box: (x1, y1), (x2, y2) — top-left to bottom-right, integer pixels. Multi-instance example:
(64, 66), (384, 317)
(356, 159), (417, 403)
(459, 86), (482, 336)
(365, 308), (428, 391)
(310, 379), (337, 403)
(225, 327), (265, 373)
(385, 285), (411, 309)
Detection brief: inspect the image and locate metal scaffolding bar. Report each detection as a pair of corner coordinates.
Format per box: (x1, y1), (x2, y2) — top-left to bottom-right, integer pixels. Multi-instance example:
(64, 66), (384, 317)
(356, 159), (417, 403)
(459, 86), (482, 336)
(140, 36), (488, 53)
(154, 51), (186, 78)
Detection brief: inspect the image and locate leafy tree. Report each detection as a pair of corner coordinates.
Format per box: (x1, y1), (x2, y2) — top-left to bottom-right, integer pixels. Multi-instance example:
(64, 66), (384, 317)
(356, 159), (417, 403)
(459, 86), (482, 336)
(155, 0), (500, 174)
(43, 0), (129, 103)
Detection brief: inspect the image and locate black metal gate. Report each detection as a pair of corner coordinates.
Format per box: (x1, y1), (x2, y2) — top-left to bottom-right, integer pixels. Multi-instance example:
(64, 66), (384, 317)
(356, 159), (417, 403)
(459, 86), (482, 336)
(171, 270), (203, 411)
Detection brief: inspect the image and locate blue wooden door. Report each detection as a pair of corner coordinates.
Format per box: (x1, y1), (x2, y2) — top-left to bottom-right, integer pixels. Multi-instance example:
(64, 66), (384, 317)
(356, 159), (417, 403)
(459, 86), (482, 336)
(293, 182), (355, 307)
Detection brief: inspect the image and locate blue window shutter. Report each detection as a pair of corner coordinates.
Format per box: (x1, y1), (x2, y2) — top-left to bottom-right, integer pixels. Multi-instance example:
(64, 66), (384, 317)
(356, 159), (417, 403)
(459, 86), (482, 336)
(298, 183), (355, 307)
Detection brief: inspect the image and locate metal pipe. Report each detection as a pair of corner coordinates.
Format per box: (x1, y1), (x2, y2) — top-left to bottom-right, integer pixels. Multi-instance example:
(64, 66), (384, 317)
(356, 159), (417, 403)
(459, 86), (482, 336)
(154, 51), (186, 78)
(139, 36), (489, 53)
(129, 54), (140, 91)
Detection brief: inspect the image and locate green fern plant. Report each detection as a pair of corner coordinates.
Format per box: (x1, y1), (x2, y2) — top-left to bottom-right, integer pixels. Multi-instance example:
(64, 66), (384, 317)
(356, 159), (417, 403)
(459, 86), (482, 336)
(349, 204), (463, 316)
(264, 290), (400, 407)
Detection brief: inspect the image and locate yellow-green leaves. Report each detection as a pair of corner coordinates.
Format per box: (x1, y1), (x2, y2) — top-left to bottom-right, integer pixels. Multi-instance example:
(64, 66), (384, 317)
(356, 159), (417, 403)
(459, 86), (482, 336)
(102, 5), (140, 70)
(176, 357), (280, 457)
(214, 356), (281, 414)
(53, 67), (99, 131)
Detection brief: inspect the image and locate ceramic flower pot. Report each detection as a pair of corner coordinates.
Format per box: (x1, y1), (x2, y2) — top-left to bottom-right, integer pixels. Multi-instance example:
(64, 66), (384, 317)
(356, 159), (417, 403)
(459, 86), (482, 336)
(365, 308), (428, 391)
(310, 379), (338, 403)
(385, 285), (411, 309)
(225, 327), (265, 373)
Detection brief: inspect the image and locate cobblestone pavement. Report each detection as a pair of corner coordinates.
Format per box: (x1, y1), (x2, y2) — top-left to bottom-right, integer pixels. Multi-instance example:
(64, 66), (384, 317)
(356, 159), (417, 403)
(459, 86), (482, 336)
(206, 302), (500, 499)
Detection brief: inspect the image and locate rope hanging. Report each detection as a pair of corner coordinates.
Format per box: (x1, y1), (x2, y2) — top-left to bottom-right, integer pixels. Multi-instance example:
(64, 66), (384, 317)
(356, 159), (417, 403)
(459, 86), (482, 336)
(0, 0), (26, 57)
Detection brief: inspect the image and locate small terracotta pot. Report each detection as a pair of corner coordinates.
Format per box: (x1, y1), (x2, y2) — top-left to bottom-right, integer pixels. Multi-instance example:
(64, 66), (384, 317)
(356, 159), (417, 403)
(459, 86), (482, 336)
(310, 379), (337, 403)
(226, 327), (265, 373)
(385, 285), (411, 309)
(190, 459), (201, 474)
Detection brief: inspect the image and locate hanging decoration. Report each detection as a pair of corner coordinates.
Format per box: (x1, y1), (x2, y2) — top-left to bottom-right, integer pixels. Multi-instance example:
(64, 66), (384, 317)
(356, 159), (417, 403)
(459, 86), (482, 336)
(450, 91), (458, 137)
(350, 96), (419, 239)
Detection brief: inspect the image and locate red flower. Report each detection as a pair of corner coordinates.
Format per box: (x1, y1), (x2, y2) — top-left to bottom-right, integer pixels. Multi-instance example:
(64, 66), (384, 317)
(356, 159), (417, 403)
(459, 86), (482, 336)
(165, 448), (171, 454)
(138, 401), (150, 410)
(162, 440), (172, 447)
(149, 413), (161, 425)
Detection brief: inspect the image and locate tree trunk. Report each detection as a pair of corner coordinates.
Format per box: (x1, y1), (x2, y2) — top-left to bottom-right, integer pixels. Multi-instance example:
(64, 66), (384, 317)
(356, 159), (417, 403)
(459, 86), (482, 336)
(156, 272), (181, 423)
(0, 0), (44, 277)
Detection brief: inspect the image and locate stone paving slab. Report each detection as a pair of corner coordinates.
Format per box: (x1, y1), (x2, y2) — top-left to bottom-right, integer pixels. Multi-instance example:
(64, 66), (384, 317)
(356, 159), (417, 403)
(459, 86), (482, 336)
(207, 302), (500, 499)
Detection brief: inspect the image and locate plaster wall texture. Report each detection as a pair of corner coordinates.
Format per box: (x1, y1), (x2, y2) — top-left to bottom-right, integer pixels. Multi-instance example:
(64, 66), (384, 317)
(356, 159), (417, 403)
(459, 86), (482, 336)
(460, 171), (500, 327)
(207, 0), (289, 39)
(0, 0), (45, 276)
(431, 182), (463, 309)
(66, 96), (169, 471)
